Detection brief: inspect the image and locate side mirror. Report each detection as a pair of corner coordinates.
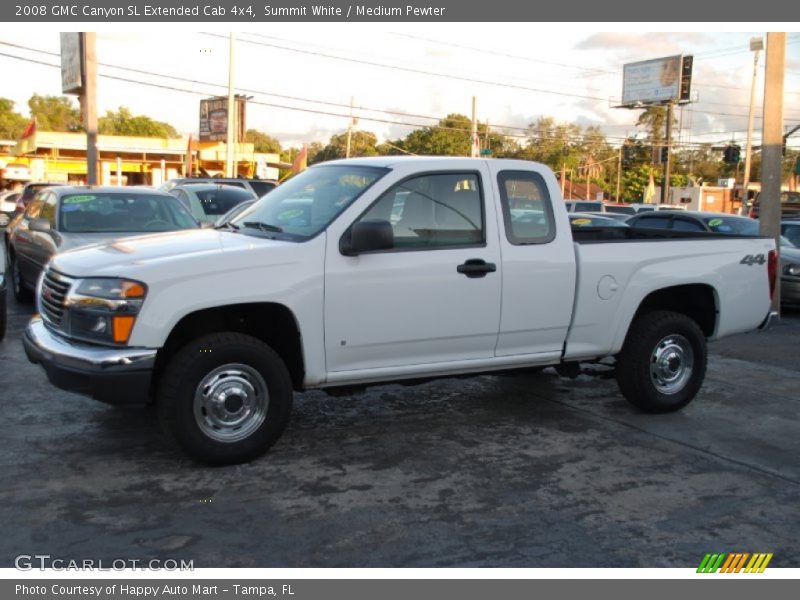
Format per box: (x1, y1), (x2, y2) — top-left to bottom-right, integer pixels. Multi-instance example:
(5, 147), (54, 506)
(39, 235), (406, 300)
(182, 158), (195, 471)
(29, 218), (52, 233)
(342, 219), (394, 256)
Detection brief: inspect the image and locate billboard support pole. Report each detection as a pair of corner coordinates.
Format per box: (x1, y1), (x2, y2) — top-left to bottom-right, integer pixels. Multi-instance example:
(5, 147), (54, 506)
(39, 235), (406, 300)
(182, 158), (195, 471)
(225, 33), (236, 178)
(80, 32), (98, 185)
(661, 102), (674, 205)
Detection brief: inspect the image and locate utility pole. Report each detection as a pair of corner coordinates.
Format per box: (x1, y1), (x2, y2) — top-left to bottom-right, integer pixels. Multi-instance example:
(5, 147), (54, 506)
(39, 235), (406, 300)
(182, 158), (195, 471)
(80, 32), (98, 185)
(470, 96), (478, 157)
(345, 96), (354, 158)
(761, 32), (786, 312)
(743, 37), (764, 208)
(615, 141), (624, 201)
(660, 102), (674, 205)
(225, 33), (236, 178)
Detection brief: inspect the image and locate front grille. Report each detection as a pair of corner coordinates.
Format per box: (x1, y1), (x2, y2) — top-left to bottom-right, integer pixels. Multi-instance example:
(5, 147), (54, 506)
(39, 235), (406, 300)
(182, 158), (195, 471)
(40, 269), (73, 328)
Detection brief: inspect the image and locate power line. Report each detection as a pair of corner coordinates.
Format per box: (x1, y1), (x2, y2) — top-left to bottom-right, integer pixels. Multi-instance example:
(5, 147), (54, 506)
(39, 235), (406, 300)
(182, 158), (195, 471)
(389, 32), (616, 76)
(0, 48), (774, 151)
(208, 32), (612, 103)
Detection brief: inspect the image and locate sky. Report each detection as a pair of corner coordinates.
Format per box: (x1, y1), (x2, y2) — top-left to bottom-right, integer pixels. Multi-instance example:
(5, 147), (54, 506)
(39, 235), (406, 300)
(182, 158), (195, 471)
(0, 25), (799, 151)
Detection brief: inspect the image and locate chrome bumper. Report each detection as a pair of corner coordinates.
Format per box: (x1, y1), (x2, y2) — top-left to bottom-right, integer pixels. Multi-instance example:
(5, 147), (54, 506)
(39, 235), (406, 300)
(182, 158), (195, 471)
(24, 316), (157, 404)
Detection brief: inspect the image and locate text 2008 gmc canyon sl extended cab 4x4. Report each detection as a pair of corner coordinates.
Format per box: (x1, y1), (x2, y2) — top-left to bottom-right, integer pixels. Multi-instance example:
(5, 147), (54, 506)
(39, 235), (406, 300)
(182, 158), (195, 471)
(24, 158), (778, 464)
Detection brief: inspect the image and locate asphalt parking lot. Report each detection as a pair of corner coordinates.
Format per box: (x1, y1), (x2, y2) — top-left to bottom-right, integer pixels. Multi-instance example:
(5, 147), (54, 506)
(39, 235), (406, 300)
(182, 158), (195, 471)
(1, 285), (798, 568)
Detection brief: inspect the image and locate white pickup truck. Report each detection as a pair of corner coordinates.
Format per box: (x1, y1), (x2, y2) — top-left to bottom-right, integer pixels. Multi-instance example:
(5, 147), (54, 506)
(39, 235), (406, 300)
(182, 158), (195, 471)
(24, 158), (778, 464)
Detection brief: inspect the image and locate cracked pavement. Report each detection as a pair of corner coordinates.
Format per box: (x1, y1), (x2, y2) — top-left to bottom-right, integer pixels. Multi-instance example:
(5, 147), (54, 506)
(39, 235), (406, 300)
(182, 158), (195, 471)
(1, 283), (798, 568)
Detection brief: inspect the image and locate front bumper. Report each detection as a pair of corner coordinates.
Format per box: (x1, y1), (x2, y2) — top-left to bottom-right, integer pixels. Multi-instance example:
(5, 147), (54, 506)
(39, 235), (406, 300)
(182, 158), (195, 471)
(23, 316), (157, 405)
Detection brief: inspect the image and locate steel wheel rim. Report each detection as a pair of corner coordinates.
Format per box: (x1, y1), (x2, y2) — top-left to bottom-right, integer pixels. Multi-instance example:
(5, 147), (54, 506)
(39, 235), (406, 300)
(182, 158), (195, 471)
(650, 334), (694, 395)
(193, 363), (269, 443)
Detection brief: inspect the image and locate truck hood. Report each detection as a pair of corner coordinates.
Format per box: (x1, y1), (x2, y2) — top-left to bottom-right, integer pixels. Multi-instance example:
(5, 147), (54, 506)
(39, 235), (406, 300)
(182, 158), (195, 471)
(51, 229), (286, 277)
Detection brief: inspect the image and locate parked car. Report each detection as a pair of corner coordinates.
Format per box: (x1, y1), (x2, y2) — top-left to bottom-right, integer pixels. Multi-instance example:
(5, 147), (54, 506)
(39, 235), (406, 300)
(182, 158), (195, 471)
(780, 218), (800, 248)
(627, 211), (759, 234)
(568, 212), (629, 228)
(15, 182), (63, 213)
(781, 244), (800, 306)
(160, 177), (277, 198)
(6, 186), (199, 302)
(780, 220), (800, 306)
(214, 198), (256, 227)
(748, 191), (800, 219)
(0, 190), (20, 227)
(565, 200), (604, 213)
(583, 211), (630, 222)
(169, 183), (257, 225)
(604, 202), (657, 215)
(23, 157), (776, 464)
(0, 241), (6, 341)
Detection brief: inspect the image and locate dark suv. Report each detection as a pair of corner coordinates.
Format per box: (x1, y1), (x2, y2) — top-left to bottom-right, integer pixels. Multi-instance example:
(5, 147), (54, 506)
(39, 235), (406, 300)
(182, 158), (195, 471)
(15, 182), (64, 213)
(159, 177), (277, 198)
(748, 191), (800, 219)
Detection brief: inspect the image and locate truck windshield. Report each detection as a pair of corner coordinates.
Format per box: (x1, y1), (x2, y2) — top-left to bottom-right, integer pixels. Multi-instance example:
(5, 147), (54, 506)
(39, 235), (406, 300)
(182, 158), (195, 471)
(230, 165), (387, 240)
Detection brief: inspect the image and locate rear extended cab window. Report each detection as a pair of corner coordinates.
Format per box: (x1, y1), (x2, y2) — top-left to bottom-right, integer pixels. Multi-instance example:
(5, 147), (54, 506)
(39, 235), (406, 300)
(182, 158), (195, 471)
(497, 170), (555, 245)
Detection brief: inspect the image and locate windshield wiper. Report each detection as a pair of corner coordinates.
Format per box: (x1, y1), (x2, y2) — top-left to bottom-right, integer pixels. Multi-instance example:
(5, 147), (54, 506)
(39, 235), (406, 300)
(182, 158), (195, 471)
(215, 221), (240, 230)
(243, 221), (283, 233)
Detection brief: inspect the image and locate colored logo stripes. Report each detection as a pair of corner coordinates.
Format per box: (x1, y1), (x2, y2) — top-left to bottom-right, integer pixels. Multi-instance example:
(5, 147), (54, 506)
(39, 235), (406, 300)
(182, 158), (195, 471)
(697, 552), (773, 573)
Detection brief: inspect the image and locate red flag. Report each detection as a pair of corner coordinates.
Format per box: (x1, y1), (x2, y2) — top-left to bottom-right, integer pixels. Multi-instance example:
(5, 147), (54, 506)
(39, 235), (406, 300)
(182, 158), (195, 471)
(21, 118), (36, 139)
(13, 118), (37, 156)
(291, 145), (308, 174)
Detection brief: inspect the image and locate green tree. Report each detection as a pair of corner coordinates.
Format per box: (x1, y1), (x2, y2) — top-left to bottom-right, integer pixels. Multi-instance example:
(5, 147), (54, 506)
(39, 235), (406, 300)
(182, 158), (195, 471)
(28, 94), (82, 132)
(621, 164), (656, 202)
(0, 98), (27, 139)
(245, 129), (282, 154)
(635, 106), (678, 147)
(671, 144), (724, 185)
(401, 114), (474, 156)
(98, 107), (178, 138)
(313, 130), (379, 162)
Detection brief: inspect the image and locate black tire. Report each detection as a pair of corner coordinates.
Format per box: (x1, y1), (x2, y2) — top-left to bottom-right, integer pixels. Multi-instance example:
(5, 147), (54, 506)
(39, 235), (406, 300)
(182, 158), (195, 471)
(616, 310), (707, 413)
(157, 332), (293, 465)
(0, 294), (6, 341)
(10, 254), (32, 303)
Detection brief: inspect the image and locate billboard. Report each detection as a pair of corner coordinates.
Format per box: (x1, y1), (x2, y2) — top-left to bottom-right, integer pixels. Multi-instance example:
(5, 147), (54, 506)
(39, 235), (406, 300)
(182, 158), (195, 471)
(622, 55), (692, 105)
(199, 96), (247, 142)
(60, 32), (83, 94)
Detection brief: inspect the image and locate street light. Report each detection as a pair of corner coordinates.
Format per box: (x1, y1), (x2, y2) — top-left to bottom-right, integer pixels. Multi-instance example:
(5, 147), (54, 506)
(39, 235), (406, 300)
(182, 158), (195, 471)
(742, 36), (764, 212)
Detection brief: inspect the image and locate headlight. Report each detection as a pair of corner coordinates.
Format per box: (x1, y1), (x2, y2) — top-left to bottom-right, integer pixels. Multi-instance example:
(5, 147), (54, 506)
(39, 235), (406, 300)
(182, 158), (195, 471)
(784, 264), (800, 277)
(66, 277), (147, 344)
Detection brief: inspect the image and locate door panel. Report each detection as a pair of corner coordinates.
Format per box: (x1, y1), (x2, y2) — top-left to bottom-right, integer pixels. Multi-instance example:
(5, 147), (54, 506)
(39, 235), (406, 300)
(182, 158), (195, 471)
(324, 167), (502, 373)
(489, 165), (577, 358)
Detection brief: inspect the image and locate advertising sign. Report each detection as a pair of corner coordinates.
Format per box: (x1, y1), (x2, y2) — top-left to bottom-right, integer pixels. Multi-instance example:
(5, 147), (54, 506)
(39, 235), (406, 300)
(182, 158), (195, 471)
(60, 32), (83, 94)
(199, 96), (247, 142)
(622, 55), (683, 105)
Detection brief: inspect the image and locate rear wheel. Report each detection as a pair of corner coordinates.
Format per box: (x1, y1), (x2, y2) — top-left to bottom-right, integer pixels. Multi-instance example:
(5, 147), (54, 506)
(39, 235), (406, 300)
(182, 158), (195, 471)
(10, 254), (32, 303)
(157, 332), (293, 465)
(616, 310), (707, 413)
(0, 291), (6, 341)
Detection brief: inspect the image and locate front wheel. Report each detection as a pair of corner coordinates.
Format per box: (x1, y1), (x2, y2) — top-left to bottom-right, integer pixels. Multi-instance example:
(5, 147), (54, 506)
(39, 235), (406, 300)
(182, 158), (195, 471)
(10, 255), (32, 303)
(157, 332), (293, 465)
(616, 310), (707, 413)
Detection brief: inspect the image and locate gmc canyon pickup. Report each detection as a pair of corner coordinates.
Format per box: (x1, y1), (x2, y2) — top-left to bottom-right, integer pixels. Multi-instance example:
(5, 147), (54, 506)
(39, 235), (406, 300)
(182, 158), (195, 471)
(23, 158), (778, 464)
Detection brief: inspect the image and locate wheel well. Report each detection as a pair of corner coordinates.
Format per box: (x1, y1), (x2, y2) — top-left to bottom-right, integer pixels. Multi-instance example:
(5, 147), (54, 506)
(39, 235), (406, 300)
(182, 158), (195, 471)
(635, 284), (717, 337)
(153, 303), (305, 392)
